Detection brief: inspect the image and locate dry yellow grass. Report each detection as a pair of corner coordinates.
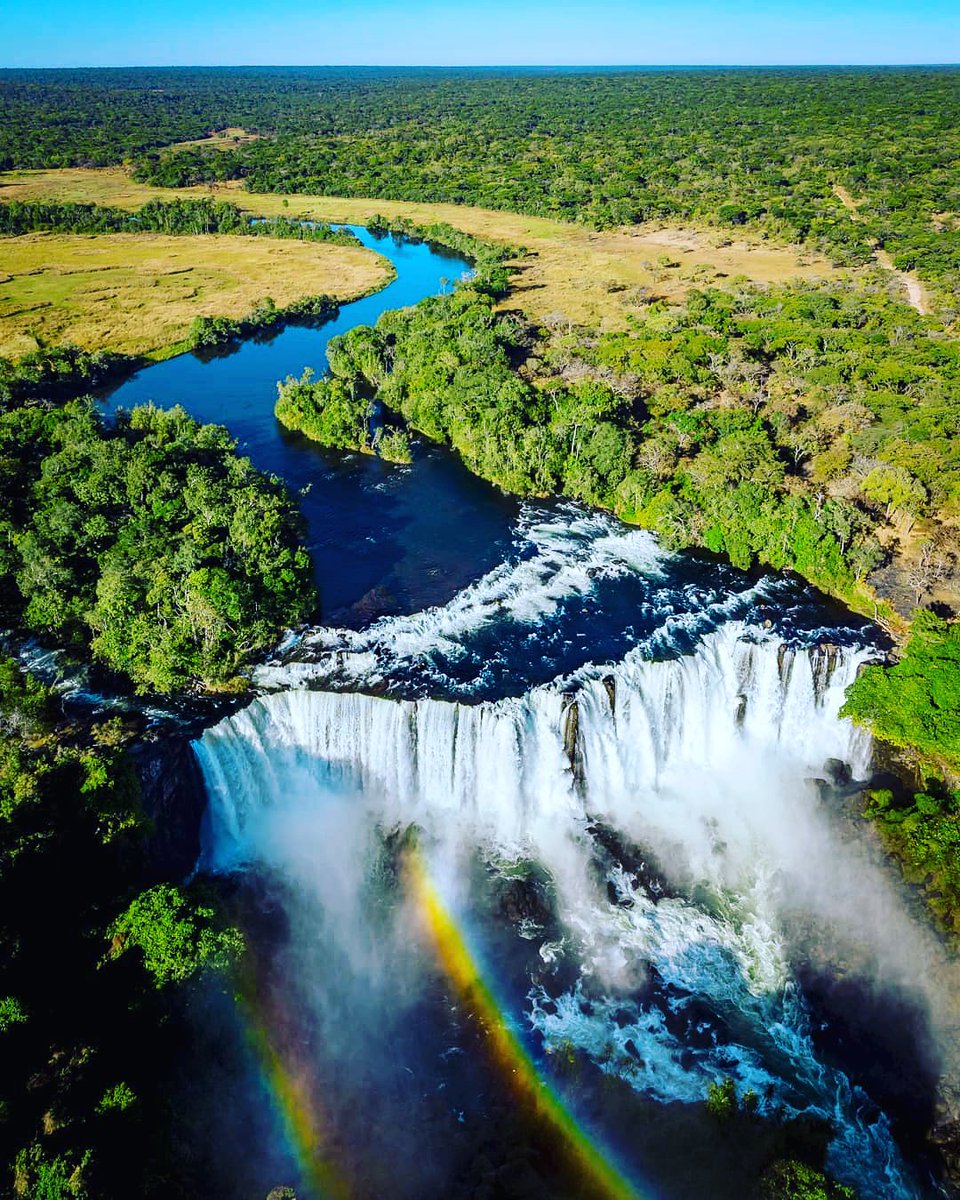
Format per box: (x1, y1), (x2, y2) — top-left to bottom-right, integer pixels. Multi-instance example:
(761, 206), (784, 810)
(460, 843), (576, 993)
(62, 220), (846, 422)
(0, 231), (392, 360)
(165, 127), (263, 152)
(0, 168), (851, 330)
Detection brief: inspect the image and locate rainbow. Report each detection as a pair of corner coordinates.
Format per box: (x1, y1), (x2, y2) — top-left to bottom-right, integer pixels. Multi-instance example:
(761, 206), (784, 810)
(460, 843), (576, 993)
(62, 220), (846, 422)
(405, 848), (647, 1200)
(235, 956), (350, 1200)
(233, 848), (648, 1200)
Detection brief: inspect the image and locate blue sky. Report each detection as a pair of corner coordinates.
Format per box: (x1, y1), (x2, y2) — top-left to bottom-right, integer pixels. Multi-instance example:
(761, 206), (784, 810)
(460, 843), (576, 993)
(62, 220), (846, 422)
(2, 0), (958, 68)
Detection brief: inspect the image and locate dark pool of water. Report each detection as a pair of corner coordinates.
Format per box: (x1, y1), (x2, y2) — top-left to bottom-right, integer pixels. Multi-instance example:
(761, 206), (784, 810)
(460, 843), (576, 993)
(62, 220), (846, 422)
(103, 227), (519, 624)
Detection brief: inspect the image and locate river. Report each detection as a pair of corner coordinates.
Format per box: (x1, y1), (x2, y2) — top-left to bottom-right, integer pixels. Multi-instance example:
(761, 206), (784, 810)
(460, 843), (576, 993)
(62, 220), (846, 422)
(109, 228), (951, 1198)
(106, 227), (518, 624)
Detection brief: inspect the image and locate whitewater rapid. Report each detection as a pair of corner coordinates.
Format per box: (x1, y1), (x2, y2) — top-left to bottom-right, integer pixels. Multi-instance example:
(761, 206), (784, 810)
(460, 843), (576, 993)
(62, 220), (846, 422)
(194, 507), (945, 1199)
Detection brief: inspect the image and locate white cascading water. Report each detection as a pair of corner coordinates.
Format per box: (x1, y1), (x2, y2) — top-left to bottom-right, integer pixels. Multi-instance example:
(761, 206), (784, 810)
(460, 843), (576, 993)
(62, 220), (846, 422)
(195, 511), (949, 1199)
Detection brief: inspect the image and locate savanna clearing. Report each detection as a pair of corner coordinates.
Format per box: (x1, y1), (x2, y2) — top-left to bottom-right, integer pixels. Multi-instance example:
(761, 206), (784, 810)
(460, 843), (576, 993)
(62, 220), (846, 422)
(0, 228), (392, 359)
(0, 167), (863, 330)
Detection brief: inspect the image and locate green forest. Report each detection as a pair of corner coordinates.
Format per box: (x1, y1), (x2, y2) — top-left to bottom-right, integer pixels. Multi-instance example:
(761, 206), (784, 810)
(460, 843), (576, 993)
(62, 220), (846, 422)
(0, 196), (359, 244)
(0, 659), (245, 1199)
(2, 67), (959, 297)
(0, 332), (315, 1195)
(0, 398), (314, 693)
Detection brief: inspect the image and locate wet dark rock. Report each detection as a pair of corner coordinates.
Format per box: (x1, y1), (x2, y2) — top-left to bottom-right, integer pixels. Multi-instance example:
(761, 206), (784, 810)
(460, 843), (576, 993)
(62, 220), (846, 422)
(561, 697), (580, 774)
(811, 643), (840, 701)
(606, 879), (635, 908)
(930, 1103), (960, 1198)
(734, 693), (748, 727)
(587, 820), (677, 902)
(824, 757), (852, 786)
(624, 1039), (645, 1065)
(132, 734), (207, 880)
(662, 996), (725, 1051)
(602, 675), (616, 712)
(332, 583), (403, 629)
(495, 870), (558, 933)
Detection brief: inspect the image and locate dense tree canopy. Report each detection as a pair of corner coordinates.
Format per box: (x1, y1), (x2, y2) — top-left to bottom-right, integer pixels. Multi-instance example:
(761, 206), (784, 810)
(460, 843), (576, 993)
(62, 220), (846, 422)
(0, 397), (314, 693)
(0, 196), (358, 244)
(0, 661), (243, 1199)
(842, 611), (960, 769)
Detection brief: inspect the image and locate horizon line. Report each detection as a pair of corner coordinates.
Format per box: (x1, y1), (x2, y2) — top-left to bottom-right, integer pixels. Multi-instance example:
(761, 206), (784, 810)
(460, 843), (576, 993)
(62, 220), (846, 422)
(2, 61), (960, 71)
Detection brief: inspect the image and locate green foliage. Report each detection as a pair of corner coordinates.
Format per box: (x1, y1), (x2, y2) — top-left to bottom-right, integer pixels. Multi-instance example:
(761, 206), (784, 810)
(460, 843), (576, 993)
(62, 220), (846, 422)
(107, 884), (244, 988)
(864, 786), (960, 933)
(0, 400), (314, 693)
(841, 611), (960, 769)
(0, 996), (27, 1033)
(0, 198), (359, 247)
(13, 1144), (91, 1199)
(275, 370), (373, 454)
(0, 658), (242, 1198)
(590, 279), (960, 577)
(0, 660), (141, 852)
(95, 1083), (136, 1115)
(0, 345), (132, 409)
(706, 1077), (759, 1122)
(351, 284), (632, 503)
(366, 214), (517, 295)
(757, 1159), (855, 1199)
(186, 292), (338, 351)
(373, 426), (413, 464)
(706, 1077), (739, 1121)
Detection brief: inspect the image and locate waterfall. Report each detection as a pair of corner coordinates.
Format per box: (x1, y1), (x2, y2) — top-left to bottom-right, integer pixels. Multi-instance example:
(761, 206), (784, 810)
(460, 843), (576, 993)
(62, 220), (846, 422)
(198, 623), (871, 861)
(192, 491), (953, 1199)
(195, 617), (945, 1198)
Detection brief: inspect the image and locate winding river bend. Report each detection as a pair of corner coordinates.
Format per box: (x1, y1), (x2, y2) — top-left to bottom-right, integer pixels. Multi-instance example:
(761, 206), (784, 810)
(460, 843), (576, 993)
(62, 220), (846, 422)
(113, 230), (952, 1198)
(106, 228), (518, 624)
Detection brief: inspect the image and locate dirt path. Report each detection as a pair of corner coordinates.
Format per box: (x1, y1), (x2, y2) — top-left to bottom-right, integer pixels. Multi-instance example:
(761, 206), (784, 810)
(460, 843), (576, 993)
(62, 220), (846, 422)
(833, 185), (928, 315)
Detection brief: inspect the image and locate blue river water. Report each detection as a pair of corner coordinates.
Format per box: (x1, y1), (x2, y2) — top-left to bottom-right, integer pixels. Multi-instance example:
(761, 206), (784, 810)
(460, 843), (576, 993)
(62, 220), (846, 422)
(104, 227), (519, 625)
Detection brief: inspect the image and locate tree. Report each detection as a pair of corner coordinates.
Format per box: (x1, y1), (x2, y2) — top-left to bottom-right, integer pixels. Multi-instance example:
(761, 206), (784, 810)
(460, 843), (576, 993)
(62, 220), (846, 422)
(106, 884), (244, 988)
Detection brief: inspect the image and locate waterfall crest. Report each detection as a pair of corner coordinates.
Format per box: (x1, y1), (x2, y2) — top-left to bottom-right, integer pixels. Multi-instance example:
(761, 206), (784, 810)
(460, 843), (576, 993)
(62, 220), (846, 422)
(199, 623), (870, 859)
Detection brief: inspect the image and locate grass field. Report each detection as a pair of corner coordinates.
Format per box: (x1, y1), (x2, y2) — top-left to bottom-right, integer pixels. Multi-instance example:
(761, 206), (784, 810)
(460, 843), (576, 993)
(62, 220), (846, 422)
(164, 126), (263, 152)
(0, 230), (392, 360)
(0, 167), (853, 330)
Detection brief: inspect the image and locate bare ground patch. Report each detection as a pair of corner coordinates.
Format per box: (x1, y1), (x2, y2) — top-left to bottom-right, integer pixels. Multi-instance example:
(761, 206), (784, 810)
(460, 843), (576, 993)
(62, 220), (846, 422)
(833, 185), (929, 315)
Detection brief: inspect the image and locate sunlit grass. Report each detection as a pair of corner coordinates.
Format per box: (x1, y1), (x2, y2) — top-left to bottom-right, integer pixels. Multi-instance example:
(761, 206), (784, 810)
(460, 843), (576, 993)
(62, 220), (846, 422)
(0, 228), (391, 359)
(0, 167), (850, 331)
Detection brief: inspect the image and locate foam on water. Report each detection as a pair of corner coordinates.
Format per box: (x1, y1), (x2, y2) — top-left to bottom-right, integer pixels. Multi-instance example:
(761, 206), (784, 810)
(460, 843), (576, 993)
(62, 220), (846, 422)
(254, 504), (867, 702)
(194, 510), (948, 1198)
